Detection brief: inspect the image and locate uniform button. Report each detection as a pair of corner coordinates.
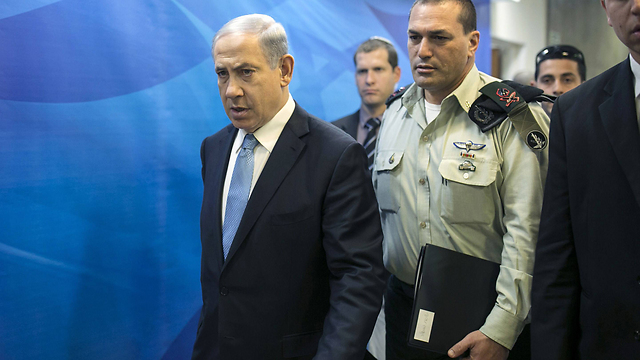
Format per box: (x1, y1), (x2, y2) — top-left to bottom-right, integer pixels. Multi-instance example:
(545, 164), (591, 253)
(420, 222), (427, 229)
(419, 178), (426, 185)
(422, 135), (428, 142)
(220, 287), (229, 296)
(463, 173), (469, 179)
(635, 330), (640, 342)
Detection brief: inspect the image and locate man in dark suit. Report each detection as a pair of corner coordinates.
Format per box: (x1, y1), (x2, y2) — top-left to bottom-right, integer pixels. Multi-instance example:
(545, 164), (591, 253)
(531, 1), (640, 358)
(332, 37), (401, 170)
(191, 14), (386, 360)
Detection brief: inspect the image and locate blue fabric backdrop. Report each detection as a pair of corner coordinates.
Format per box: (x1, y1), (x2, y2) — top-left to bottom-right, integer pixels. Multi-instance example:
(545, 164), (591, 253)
(0, 1), (490, 359)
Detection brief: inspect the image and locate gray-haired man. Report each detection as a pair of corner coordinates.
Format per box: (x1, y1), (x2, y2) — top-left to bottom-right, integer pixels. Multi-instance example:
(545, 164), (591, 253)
(192, 13), (386, 360)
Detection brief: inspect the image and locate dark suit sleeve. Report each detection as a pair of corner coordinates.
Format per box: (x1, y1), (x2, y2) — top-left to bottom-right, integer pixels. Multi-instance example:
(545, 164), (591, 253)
(531, 96), (581, 360)
(313, 142), (386, 360)
(200, 138), (206, 182)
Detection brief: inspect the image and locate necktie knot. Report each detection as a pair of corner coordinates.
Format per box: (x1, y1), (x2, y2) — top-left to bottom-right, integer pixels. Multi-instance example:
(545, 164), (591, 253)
(365, 117), (381, 131)
(241, 134), (259, 151)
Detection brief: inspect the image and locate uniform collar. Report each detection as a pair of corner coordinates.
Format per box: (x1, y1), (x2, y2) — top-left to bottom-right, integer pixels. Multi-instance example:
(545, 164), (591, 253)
(401, 64), (489, 114)
(446, 65), (490, 113)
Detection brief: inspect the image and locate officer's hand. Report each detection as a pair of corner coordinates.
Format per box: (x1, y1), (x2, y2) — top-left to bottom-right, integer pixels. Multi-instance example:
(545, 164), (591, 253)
(448, 330), (509, 360)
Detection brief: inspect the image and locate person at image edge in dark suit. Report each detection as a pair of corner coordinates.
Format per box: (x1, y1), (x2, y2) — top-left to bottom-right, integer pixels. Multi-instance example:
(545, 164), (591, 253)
(190, 14), (386, 360)
(531, 0), (640, 358)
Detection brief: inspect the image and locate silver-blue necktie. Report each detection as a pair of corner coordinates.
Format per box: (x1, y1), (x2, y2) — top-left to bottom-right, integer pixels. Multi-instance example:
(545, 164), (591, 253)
(222, 134), (258, 259)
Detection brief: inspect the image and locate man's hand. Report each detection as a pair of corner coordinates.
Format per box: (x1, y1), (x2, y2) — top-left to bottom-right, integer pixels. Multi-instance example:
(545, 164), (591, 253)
(448, 330), (509, 360)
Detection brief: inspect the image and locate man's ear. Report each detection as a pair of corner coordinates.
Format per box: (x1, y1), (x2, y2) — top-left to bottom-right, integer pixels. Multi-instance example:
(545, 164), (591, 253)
(468, 30), (480, 56)
(393, 66), (402, 83)
(280, 54), (294, 87)
(601, 0), (612, 27)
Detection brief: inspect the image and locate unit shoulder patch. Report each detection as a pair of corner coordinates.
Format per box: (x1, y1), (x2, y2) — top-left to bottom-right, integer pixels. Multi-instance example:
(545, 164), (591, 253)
(385, 85), (409, 107)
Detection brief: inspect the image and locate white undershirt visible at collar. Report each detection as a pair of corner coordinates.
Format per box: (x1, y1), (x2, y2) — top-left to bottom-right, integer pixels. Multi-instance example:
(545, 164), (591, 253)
(629, 54), (640, 121)
(424, 98), (442, 125)
(221, 93), (295, 224)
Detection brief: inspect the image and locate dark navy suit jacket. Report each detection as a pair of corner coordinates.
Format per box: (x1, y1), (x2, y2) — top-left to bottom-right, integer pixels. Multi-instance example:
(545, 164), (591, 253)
(532, 58), (640, 359)
(192, 104), (386, 360)
(331, 110), (360, 140)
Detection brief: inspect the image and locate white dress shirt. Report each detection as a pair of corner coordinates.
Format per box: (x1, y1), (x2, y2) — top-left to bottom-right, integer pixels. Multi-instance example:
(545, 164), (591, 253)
(629, 54), (640, 122)
(221, 93), (295, 224)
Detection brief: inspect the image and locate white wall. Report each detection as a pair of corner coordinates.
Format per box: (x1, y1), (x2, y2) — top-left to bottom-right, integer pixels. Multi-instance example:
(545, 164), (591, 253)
(491, 0), (548, 80)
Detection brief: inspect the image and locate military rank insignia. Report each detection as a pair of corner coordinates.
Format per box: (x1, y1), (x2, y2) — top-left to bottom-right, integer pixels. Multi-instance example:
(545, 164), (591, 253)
(468, 80), (554, 151)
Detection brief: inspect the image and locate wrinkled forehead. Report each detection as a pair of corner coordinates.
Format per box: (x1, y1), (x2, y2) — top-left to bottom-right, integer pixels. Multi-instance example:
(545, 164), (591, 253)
(214, 32), (258, 54)
(213, 33), (267, 65)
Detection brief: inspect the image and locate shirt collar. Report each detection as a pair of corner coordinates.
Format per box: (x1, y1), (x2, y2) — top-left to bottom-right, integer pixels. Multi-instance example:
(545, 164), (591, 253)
(236, 93), (295, 154)
(358, 105), (375, 128)
(629, 54), (640, 99)
(401, 64), (487, 114)
(447, 65), (490, 113)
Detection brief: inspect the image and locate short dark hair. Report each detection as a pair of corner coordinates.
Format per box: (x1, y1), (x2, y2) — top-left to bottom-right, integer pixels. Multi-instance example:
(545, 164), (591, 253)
(353, 37), (399, 69)
(535, 45), (586, 81)
(409, 0), (477, 34)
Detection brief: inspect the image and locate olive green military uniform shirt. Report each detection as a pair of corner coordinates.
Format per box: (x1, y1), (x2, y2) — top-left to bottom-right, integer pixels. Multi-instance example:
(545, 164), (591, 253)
(373, 65), (549, 349)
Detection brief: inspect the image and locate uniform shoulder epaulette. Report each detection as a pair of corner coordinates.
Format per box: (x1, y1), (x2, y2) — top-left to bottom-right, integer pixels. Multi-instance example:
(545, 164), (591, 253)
(385, 85), (409, 107)
(468, 80), (555, 151)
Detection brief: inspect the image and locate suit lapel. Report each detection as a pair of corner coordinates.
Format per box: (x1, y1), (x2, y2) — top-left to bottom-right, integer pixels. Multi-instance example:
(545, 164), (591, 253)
(223, 104), (309, 267)
(599, 58), (640, 207)
(346, 111), (360, 139)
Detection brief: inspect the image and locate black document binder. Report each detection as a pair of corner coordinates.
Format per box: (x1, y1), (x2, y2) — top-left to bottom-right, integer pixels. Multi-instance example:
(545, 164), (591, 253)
(408, 244), (501, 354)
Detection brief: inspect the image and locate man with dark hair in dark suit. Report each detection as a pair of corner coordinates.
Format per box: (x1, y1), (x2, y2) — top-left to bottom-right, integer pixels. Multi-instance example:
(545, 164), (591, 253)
(531, 1), (640, 358)
(332, 37), (401, 170)
(191, 13), (386, 360)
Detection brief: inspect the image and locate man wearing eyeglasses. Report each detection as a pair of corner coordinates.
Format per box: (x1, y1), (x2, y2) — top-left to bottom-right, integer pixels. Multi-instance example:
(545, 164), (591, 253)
(532, 45), (586, 115)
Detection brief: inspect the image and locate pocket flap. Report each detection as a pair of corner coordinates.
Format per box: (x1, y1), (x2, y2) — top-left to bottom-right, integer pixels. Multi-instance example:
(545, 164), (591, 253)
(271, 207), (313, 225)
(438, 157), (498, 186)
(375, 150), (404, 171)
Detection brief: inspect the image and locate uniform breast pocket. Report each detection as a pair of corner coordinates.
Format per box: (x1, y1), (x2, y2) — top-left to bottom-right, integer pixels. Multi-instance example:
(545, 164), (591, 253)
(374, 150), (403, 213)
(438, 158), (499, 224)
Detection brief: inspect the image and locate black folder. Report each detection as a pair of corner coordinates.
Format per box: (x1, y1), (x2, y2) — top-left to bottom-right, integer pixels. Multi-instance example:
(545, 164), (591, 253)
(408, 244), (501, 354)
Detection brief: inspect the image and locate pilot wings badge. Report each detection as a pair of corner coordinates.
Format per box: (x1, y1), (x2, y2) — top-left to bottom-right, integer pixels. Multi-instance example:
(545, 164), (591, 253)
(453, 140), (486, 153)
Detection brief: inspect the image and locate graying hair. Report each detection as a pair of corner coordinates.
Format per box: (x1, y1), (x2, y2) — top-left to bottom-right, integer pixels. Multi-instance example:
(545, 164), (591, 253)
(212, 14), (288, 69)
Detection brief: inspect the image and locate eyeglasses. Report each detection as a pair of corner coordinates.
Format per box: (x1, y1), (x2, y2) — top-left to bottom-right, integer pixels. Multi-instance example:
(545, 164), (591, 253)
(536, 45), (585, 66)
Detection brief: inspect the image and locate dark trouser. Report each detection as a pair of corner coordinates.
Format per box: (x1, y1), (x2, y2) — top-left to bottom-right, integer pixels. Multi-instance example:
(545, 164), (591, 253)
(508, 324), (531, 360)
(385, 275), (450, 360)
